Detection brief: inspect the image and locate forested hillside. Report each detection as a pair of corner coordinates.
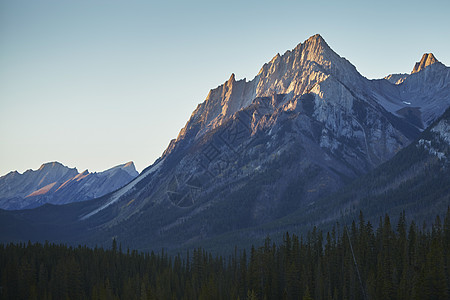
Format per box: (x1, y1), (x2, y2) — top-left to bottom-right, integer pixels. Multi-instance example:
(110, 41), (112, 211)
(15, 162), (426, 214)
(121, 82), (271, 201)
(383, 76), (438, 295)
(1, 210), (449, 300)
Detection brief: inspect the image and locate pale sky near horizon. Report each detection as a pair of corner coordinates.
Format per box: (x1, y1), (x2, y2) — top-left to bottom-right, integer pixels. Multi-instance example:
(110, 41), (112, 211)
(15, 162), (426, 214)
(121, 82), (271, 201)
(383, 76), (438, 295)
(1, 0), (449, 175)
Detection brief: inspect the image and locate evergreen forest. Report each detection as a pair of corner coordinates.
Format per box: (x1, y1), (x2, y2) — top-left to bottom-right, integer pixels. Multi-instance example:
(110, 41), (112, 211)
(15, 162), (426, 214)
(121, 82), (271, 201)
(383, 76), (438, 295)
(1, 210), (449, 300)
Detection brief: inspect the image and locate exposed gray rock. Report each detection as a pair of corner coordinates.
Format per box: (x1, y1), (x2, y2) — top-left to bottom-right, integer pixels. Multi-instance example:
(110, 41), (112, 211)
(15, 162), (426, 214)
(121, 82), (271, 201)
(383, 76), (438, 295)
(384, 73), (408, 85)
(411, 53), (439, 74)
(72, 34), (448, 251)
(2, 35), (448, 252)
(0, 161), (139, 210)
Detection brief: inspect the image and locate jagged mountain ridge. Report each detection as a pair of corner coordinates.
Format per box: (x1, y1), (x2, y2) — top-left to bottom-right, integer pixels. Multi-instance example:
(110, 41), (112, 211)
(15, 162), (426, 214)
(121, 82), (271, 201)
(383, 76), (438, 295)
(173, 35), (449, 151)
(194, 106), (450, 253)
(0, 161), (138, 210)
(74, 34), (448, 248)
(164, 34), (422, 182)
(377, 52), (450, 128)
(0, 34), (449, 252)
(384, 73), (408, 85)
(173, 35), (368, 144)
(412, 53), (440, 74)
(297, 105), (450, 229)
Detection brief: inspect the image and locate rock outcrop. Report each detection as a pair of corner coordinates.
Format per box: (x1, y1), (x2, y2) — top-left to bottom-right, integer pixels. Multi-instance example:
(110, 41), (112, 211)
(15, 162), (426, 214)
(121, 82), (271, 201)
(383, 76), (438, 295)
(411, 53), (439, 74)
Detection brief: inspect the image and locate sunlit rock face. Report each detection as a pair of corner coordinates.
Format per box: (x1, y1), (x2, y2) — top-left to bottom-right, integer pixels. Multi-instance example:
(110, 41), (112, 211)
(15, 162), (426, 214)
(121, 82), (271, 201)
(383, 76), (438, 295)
(384, 73), (408, 85)
(0, 161), (138, 210)
(169, 34), (436, 171)
(69, 34), (448, 240)
(8, 34), (447, 252)
(176, 35), (367, 144)
(173, 37), (450, 161)
(108, 35), (449, 226)
(411, 53), (439, 74)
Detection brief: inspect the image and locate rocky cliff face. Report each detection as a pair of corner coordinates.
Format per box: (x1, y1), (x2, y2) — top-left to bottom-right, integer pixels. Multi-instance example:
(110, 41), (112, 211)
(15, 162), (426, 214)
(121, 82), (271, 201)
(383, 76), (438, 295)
(418, 109), (450, 164)
(65, 34), (449, 250)
(168, 35), (418, 174)
(384, 73), (408, 85)
(0, 161), (138, 210)
(412, 53), (439, 74)
(174, 35), (366, 144)
(378, 53), (450, 128)
(1, 34), (448, 252)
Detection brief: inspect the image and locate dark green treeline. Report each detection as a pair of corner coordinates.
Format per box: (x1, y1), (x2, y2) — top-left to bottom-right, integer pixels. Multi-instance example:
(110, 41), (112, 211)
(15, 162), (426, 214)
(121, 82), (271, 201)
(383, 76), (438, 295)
(1, 210), (449, 300)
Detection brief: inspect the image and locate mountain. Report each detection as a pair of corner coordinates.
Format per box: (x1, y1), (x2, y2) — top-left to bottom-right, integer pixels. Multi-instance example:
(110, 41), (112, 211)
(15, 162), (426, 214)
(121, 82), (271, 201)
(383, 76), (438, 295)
(0, 34), (449, 252)
(238, 106), (450, 246)
(412, 53), (439, 74)
(0, 161), (138, 210)
(378, 52), (450, 128)
(384, 73), (408, 85)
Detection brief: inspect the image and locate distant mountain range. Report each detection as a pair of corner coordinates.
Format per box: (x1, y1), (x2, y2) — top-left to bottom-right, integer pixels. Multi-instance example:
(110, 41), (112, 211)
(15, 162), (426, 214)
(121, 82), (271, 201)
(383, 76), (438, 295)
(0, 34), (449, 252)
(0, 161), (138, 210)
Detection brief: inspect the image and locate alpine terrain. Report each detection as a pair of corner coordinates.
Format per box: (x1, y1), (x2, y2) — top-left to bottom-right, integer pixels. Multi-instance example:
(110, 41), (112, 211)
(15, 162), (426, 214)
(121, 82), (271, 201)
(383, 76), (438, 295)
(0, 161), (138, 210)
(0, 34), (449, 252)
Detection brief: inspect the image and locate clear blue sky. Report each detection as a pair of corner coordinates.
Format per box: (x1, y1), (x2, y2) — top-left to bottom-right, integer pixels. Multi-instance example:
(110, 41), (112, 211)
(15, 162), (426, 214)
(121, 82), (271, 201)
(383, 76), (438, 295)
(1, 0), (449, 175)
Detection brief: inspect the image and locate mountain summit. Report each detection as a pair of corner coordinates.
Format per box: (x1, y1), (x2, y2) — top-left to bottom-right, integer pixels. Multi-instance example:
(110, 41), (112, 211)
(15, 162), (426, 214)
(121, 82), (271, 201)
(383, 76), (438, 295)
(1, 35), (449, 252)
(175, 33), (362, 146)
(411, 53), (439, 74)
(66, 34), (448, 246)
